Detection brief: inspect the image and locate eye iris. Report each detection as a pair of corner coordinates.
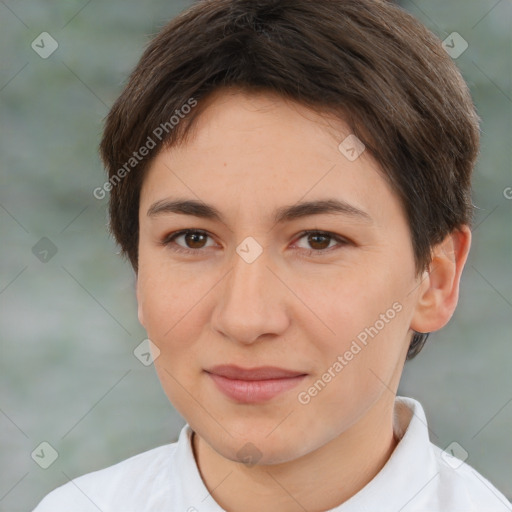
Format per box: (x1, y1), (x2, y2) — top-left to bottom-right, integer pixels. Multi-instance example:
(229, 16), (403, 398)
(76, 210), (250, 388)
(308, 233), (330, 250)
(185, 232), (207, 248)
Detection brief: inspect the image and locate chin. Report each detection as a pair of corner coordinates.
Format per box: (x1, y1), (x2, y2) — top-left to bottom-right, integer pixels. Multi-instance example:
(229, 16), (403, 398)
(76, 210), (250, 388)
(196, 417), (317, 467)
(220, 436), (307, 467)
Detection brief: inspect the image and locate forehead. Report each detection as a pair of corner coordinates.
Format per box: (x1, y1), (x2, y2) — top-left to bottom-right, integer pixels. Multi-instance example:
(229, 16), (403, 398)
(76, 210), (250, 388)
(139, 89), (404, 229)
(179, 87), (349, 154)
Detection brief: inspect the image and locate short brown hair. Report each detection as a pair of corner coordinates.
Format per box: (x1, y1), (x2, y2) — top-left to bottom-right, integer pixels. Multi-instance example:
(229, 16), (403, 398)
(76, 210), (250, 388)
(99, 0), (480, 358)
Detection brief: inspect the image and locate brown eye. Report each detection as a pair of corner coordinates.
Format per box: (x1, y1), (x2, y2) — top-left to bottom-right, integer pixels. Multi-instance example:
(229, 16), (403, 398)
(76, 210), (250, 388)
(307, 233), (332, 250)
(161, 229), (215, 254)
(294, 230), (350, 256)
(183, 231), (208, 249)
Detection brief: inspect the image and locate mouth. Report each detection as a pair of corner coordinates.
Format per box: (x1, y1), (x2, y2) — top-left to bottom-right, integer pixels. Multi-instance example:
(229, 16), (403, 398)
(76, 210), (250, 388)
(204, 365), (308, 403)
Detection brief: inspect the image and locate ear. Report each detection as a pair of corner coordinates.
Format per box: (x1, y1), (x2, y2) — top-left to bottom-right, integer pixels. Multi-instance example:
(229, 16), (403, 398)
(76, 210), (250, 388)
(410, 225), (471, 334)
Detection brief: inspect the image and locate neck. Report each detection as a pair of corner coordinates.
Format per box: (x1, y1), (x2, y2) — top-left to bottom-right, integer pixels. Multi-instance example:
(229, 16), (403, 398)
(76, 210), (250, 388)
(192, 396), (399, 512)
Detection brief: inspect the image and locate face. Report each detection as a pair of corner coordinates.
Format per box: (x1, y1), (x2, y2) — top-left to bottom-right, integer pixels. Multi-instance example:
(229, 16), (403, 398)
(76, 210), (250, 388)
(136, 88), (424, 465)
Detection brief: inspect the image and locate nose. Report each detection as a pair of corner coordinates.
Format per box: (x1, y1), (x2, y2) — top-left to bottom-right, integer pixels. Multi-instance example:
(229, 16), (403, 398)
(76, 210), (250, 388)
(211, 246), (290, 345)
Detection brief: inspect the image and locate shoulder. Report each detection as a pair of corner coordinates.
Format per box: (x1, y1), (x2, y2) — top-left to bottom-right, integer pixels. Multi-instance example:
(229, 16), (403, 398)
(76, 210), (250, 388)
(392, 397), (511, 511)
(430, 443), (512, 511)
(32, 442), (177, 512)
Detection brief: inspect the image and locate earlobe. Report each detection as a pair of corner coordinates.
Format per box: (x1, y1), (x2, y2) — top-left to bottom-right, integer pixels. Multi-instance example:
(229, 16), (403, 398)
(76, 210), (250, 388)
(410, 226), (471, 334)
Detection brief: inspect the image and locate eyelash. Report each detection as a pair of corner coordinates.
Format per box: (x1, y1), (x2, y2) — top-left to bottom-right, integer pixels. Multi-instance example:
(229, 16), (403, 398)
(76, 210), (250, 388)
(160, 229), (351, 257)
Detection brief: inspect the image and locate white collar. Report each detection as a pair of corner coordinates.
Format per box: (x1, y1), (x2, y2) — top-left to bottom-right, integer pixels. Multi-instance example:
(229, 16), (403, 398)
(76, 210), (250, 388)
(172, 396), (439, 511)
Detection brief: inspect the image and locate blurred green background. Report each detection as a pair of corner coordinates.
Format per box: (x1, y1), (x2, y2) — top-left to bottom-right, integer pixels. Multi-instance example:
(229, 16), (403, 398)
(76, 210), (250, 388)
(1, 1), (511, 510)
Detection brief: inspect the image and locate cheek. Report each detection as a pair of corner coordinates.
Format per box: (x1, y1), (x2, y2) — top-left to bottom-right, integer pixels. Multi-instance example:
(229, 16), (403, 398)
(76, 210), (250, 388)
(137, 259), (210, 341)
(308, 266), (413, 382)
(294, 291), (410, 441)
(142, 277), (207, 410)
(311, 268), (403, 343)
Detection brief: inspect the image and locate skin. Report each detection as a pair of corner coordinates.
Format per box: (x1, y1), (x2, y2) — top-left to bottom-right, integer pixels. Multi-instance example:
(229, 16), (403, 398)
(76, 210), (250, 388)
(136, 87), (471, 512)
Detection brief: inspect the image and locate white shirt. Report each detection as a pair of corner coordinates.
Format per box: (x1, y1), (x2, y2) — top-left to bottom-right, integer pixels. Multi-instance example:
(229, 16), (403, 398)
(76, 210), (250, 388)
(33, 396), (512, 511)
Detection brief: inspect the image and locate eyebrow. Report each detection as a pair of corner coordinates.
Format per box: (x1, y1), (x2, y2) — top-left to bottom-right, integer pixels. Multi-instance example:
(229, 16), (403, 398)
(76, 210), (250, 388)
(147, 198), (373, 224)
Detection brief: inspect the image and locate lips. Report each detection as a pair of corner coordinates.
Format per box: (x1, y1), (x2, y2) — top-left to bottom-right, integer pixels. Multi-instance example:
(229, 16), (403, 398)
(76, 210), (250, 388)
(206, 365), (306, 380)
(205, 365), (307, 403)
